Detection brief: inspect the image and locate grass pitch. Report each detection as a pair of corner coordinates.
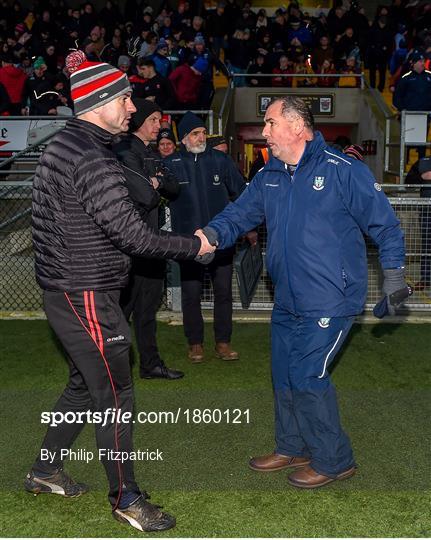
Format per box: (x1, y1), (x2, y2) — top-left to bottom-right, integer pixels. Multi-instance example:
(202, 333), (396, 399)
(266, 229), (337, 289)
(0, 320), (430, 537)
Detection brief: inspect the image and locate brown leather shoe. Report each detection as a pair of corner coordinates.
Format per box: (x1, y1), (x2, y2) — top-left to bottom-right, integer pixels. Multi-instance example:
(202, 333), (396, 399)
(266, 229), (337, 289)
(188, 344), (204, 364)
(249, 453), (310, 472)
(288, 465), (356, 489)
(215, 342), (239, 361)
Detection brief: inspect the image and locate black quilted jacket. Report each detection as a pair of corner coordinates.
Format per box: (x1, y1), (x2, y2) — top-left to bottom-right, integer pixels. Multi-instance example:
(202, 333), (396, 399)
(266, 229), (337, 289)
(32, 118), (200, 291)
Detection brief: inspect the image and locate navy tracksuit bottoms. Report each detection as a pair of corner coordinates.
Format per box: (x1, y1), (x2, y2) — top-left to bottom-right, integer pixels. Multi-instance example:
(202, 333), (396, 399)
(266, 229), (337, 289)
(271, 307), (355, 476)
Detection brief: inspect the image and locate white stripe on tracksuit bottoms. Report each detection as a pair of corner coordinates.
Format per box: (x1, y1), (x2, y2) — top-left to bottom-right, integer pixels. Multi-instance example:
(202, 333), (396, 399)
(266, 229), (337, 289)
(270, 308), (356, 477)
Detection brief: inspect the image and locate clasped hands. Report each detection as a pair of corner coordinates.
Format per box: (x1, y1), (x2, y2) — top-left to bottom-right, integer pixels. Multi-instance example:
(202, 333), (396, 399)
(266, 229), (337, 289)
(193, 227), (218, 264)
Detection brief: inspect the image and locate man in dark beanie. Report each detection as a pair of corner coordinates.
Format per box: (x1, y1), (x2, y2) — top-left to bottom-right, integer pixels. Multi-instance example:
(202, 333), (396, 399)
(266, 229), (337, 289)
(114, 98), (185, 381)
(27, 51), (214, 533)
(164, 111), (247, 363)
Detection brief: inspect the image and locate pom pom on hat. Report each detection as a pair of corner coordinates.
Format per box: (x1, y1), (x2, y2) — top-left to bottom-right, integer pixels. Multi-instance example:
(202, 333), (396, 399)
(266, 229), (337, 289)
(65, 50), (87, 74)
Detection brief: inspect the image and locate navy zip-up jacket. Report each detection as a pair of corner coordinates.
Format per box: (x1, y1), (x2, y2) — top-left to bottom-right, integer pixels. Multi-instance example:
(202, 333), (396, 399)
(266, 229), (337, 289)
(393, 69), (431, 112)
(208, 132), (405, 317)
(165, 146), (246, 235)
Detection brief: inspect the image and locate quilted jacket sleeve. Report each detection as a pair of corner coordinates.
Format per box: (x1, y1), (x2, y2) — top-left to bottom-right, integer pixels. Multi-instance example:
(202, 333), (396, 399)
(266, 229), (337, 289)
(73, 149), (200, 260)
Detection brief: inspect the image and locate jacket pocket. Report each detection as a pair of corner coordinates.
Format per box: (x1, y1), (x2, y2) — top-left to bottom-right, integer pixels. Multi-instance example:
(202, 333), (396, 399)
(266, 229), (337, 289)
(102, 291), (123, 332)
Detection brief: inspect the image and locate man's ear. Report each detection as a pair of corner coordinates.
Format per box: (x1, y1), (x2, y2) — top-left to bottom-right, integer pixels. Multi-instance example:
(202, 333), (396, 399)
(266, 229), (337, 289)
(294, 116), (304, 135)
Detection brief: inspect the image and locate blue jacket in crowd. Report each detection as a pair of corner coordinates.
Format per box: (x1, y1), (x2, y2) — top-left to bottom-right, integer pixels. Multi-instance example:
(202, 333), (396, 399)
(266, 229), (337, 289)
(208, 132), (405, 317)
(149, 52), (172, 78)
(165, 146), (246, 235)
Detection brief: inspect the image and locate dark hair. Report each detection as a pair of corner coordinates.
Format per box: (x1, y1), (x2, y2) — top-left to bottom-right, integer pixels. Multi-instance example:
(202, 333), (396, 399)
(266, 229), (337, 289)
(270, 95), (314, 131)
(137, 57), (155, 68)
(0, 52), (14, 64)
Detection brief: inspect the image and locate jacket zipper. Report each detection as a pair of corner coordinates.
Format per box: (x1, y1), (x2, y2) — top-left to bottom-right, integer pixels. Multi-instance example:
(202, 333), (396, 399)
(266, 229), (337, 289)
(284, 154), (306, 314)
(284, 163), (296, 314)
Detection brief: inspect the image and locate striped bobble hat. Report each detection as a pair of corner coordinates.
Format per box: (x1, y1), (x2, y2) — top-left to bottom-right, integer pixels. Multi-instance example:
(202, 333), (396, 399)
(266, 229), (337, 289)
(343, 144), (364, 161)
(66, 50), (131, 115)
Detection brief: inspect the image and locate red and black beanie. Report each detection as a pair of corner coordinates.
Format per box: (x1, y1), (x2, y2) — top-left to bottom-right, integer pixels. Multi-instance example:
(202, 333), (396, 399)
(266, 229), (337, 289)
(344, 144), (365, 161)
(66, 50), (131, 115)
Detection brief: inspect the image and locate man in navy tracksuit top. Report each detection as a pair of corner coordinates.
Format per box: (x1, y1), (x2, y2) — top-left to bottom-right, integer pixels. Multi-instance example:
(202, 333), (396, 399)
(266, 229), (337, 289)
(199, 96), (408, 488)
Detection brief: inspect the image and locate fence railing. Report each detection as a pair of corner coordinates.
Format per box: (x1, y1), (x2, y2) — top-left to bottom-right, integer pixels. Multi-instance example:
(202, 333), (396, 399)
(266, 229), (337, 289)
(229, 72), (365, 89)
(1, 183), (430, 314)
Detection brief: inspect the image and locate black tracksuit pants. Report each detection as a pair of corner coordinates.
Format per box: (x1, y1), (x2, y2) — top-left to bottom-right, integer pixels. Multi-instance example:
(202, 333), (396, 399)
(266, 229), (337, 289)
(179, 250), (233, 345)
(33, 290), (140, 508)
(120, 259), (166, 375)
(368, 57), (387, 92)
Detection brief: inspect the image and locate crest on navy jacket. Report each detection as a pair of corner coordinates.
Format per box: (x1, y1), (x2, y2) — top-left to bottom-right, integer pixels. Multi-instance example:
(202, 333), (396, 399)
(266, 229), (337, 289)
(213, 174), (220, 185)
(313, 176), (325, 191)
(318, 317), (331, 328)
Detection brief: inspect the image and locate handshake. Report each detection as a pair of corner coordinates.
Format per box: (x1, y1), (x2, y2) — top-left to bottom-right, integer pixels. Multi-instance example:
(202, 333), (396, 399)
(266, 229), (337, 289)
(193, 227), (219, 264)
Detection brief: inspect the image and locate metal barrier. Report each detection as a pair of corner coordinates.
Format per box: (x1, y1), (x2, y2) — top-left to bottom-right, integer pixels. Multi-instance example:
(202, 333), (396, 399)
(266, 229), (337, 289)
(399, 110), (431, 182)
(358, 84), (430, 181)
(1, 183), (430, 314)
(0, 182), (37, 311)
(229, 72), (365, 89)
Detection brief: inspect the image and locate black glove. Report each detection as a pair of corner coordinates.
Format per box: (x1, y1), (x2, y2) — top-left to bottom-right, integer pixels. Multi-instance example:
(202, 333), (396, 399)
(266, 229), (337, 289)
(195, 252), (215, 264)
(194, 227), (219, 265)
(373, 268), (411, 318)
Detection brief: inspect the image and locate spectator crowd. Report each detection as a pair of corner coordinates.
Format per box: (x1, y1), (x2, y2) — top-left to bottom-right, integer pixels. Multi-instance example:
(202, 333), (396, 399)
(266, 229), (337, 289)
(0, 0), (430, 115)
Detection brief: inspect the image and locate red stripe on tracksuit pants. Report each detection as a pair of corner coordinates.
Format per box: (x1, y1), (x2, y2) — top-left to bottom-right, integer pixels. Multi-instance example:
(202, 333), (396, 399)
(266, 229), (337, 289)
(33, 289), (140, 508)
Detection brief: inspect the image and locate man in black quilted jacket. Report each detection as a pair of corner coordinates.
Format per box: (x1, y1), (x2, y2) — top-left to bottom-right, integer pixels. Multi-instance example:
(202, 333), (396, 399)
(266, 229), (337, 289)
(26, 52), (214, 533)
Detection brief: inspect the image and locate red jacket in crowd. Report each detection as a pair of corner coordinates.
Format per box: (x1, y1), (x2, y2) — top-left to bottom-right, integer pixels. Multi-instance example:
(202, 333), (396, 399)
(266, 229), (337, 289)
(271, 66), (293, 87)
(0, 65), (28, 105)
(169, 63), (201, 106)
